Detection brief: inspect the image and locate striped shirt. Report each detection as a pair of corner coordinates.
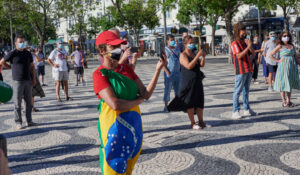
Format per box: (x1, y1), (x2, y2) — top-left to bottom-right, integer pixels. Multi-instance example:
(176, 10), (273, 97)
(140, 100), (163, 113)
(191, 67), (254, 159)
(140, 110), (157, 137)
(231, 40), (253, 75)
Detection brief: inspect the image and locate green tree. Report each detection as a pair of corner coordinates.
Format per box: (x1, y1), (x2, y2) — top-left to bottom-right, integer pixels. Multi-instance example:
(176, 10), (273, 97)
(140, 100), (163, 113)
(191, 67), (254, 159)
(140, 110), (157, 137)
(0, 0), (57, 48)
(247, 0), (300, 30)
(207, 0), (224, 56)
(176, 0), (209, 45)
(7, 0), (59, 48)
(57, 0), (97, 48)
(109, 0), (160, 46)
(218, 0), (242, 63)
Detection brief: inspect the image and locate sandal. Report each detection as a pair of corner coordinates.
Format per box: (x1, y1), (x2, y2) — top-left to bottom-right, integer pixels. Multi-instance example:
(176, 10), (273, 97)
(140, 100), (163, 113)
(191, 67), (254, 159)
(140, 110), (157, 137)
(199, 122), (212, 128)
(282, 102), (288, 107)
(57, 98), (62, 102)
(32, 108), (39, 112)
(191, 123), (202, 130)
(288, 102), (296, 107)
(66, 97), (73, 101)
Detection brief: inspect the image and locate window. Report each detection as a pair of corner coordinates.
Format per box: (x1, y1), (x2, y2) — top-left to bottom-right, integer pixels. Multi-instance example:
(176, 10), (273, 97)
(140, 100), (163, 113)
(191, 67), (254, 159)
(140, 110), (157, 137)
(166, 11), (171, 19)
(97, 12), (102, 18)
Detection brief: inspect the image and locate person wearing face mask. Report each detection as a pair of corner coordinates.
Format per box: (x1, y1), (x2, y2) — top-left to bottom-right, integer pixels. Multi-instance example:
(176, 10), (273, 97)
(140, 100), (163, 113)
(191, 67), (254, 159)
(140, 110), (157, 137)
(231, 22), (256, 120)
(93, 31), (166, 174)
(162, 34), (181, 112)
(269, 31), (300, 107)
(168, 35), (210, 130)
(48, 40), (72, 102)
(251, 35), (262, 84)
(0, 35), (38, 129)
(264, 31), (280, 92)
(70, 46), (85, 86)
(261, 33), (270, 84)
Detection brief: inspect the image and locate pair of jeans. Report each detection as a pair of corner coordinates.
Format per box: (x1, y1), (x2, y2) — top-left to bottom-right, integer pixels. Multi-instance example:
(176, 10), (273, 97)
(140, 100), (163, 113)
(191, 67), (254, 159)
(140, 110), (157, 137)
(233, 72), (252, 112)
(163, 72), (181, 102)
(13, 80), (33, 124)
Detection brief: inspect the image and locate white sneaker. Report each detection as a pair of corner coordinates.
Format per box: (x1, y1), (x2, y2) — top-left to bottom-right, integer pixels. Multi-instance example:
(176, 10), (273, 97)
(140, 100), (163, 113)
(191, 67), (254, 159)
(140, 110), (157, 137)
(232, 111), (242, 120)
(16, 123), (23, 130)
(192, 124), (201, 130)
(268, 86), (273, 92)
(244, 109), (257, 117)
(254, 81), (260, 85)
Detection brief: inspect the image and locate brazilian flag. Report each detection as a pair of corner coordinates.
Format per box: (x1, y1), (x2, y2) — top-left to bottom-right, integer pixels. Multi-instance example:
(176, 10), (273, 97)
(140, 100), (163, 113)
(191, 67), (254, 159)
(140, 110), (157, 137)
(97, 69), (143, 175)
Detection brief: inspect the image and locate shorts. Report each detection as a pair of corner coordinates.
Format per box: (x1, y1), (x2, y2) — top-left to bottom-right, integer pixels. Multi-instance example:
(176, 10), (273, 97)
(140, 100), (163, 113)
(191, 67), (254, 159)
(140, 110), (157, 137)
(53, 71), (69, 81)
(74, 67), (84, 75)
(37, 65), (45, 76)
(267, 64), (277, 73)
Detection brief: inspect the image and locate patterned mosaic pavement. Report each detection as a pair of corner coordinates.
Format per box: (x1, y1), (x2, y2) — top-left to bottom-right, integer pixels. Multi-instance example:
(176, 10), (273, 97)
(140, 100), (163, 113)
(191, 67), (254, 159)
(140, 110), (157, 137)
(0, 58), (300, 175)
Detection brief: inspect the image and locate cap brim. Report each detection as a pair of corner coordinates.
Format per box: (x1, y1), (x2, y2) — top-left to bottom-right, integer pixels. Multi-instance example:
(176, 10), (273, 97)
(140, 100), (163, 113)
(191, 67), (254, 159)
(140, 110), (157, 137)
(107, 39), (127, 46)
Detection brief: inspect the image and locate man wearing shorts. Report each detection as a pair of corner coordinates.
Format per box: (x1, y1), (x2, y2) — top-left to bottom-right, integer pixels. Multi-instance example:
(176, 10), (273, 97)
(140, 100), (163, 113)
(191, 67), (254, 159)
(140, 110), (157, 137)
(264, 31), (280, 92)
(70, 46), (85, 86)
(48, 41), (72, 102)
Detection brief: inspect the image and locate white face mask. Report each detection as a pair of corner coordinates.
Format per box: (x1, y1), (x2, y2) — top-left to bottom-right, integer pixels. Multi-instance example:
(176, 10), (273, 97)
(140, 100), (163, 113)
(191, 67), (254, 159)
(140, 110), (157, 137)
(282, 36), (290, 42)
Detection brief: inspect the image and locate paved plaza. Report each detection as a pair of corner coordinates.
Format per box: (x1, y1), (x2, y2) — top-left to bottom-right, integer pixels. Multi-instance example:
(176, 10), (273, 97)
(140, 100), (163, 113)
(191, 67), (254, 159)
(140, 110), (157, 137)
(0, 58), (300, 175)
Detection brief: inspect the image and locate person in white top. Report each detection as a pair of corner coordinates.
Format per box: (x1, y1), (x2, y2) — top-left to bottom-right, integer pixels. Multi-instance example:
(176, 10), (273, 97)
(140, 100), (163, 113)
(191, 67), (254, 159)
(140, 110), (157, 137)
(70, 45), (85, 86)
(48, 40), (72, 102)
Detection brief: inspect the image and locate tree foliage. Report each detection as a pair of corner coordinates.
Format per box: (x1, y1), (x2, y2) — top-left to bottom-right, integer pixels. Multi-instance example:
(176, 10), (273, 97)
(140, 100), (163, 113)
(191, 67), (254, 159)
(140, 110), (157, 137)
(0, 0), (57, 48)
(109, 0), (160, 45)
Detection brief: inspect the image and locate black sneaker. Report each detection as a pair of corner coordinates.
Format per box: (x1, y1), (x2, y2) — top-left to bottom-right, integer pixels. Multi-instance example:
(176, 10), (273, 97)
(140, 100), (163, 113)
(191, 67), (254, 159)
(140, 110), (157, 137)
(27, 122), (39, 127)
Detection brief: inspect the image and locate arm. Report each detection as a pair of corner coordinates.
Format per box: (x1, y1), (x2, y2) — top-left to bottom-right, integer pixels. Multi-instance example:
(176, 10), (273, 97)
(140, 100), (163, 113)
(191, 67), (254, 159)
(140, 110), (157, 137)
(134, 58), (165, 100)
(269, 45), (282, 63)
(236, 40), (252, 59)
(129, 52), (139, 70)
(48, 59), (59, 68)
(294, 48), (300, 65)
(199, 55), (205, 67)
(99, 87), (144, 111)
(0, 58), (11, 69)
(33, 53), (42, 62)
(180, 51), (202, 70)
(119, 48), (131, 64)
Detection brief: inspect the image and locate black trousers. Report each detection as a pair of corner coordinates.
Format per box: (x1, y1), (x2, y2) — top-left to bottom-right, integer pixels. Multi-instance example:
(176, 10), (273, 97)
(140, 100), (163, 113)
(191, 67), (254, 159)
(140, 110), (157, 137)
(0, 73), (3, 81)
(252, 59), (259, 80)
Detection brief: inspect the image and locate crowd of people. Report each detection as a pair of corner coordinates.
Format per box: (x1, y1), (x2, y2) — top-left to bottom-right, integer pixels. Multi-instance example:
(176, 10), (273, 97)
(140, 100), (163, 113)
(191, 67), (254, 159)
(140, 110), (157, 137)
(0, 37), (87, 129)
(0, 21), (299, 174)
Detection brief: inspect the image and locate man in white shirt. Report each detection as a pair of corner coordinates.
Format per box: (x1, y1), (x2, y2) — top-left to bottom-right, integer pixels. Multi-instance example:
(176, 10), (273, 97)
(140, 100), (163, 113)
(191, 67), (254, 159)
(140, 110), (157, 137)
(70, 46), (85, 86)
(48, 40), (72, 102)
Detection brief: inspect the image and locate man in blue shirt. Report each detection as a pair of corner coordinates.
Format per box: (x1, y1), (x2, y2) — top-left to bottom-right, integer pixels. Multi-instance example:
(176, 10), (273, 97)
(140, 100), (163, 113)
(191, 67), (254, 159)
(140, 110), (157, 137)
(163, 34), (181, 112)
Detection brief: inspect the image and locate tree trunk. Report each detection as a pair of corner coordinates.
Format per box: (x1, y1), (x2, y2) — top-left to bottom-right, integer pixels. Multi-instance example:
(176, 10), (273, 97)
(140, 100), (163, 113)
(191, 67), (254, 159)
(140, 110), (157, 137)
(224, 5), (234, 64)
(134, 28), (140, 47)
(211, 15), (218, 56)
(41, 5), (47, 49)
(283, 6), (288, 30)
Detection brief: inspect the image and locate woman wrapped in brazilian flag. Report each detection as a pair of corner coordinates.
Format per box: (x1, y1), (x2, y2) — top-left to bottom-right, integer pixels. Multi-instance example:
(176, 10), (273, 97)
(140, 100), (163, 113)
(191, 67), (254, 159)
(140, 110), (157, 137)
(93, 31), (166, 175)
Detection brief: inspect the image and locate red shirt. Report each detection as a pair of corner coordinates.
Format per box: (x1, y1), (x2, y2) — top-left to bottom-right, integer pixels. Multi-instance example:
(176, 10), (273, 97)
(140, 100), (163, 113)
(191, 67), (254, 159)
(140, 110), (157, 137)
(93, 64), (139, 99)
(231, 40), (253, 75)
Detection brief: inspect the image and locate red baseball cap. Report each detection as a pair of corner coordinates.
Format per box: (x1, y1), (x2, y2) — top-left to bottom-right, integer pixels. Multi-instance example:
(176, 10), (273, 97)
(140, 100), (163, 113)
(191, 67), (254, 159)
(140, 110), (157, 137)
(96, 31), (127, 46)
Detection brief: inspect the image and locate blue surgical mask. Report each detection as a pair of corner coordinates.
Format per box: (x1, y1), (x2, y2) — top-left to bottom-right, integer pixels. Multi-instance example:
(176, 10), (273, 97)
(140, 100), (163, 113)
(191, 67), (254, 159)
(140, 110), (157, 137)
(58, 44), (63, 49)
(169, 40), (176, 47)
(271, 36), (276, 41)
(187, 44), (195, 50)
(18, 43), (25, 49)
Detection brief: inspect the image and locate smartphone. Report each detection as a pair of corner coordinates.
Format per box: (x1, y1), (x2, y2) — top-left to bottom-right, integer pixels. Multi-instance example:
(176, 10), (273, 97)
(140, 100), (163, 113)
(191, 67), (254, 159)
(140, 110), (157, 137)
(159, 51), (165, 60)
(130, 47), (139, 53)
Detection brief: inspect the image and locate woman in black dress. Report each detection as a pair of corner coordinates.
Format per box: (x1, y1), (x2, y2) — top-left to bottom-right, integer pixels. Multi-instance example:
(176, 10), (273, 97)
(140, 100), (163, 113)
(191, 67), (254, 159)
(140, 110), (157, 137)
(168, 35), (210, 130)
